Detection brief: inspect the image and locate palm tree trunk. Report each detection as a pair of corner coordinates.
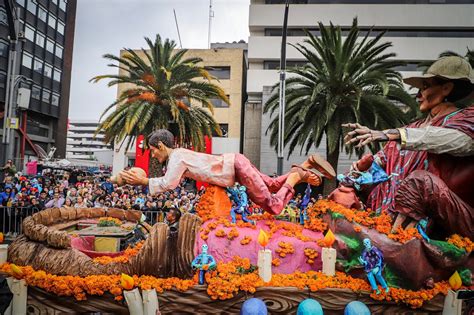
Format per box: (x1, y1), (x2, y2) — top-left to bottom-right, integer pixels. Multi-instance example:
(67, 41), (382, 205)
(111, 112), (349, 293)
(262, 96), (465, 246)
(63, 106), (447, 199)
(323, 148), (339, 196)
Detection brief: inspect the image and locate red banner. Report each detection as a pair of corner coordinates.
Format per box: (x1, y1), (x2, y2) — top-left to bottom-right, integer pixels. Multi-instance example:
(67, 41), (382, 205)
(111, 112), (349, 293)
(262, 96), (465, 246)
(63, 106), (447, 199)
(135, 135), (150, 176)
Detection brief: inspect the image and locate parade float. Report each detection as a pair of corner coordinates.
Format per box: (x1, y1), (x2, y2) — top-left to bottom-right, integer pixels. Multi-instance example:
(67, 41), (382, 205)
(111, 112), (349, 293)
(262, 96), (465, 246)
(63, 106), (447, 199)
(0, 182), (471, 314)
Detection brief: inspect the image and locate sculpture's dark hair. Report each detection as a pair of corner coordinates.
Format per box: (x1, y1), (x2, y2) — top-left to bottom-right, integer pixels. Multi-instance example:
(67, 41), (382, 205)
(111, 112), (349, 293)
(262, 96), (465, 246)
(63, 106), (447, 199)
(434, 78), (473, 103)
(148, 129), (175, 148)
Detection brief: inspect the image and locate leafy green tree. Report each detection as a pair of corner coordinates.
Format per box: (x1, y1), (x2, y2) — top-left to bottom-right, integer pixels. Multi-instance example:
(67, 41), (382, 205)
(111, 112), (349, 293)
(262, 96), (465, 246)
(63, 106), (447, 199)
(264, 18), (418, 193)
(91, 34), (229, 153)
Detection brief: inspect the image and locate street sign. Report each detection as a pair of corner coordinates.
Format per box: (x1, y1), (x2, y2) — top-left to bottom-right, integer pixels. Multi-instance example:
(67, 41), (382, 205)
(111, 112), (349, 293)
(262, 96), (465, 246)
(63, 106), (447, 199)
(7, 117), (19, 129)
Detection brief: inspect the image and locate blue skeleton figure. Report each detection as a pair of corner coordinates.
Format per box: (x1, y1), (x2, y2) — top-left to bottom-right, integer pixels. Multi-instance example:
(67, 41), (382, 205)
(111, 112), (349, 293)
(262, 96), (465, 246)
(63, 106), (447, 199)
(226, 184), (252, 224)
(417, 218), (431, 243)
(191, 244), (217, 285)
(358, 238), (389, 294)
(299, 184), (312, 225)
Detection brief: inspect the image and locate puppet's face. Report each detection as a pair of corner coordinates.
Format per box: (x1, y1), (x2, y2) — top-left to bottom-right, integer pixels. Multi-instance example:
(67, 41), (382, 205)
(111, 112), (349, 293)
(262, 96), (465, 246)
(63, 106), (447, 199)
(418, 78), (453, 112)
(363, 238), (372, 250)
(150, 142), (169, 163)
(202, 244), (208, 254)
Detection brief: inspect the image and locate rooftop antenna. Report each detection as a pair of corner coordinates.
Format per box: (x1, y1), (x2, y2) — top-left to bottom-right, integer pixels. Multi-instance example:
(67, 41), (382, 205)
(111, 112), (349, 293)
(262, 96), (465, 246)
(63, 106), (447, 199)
(208, 0), (214, 48)
(173, 9), (183, 49)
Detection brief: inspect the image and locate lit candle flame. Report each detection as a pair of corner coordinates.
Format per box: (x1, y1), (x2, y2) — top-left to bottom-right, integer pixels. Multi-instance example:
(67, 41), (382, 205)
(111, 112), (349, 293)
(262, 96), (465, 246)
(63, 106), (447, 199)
(323, 229), (336, 248)
(258, 229), (269, 248)
(121, 273), (134, 290)
(11, 264), (23, 279)
(448, 271), (462, 290)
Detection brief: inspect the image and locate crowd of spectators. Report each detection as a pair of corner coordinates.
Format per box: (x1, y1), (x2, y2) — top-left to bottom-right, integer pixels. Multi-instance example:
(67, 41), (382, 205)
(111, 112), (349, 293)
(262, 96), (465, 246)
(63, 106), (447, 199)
(0, 160), (323, 234)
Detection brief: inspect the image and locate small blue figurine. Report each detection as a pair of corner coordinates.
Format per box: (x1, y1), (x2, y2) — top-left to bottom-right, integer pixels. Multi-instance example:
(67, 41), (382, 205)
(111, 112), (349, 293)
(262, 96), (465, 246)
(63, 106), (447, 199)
(240, 298), (268, 315)
(299, 184), (312, 225)
(417, 218), (430, 243)
(358, 238), (389, 294)
(191, 244), (216, 285)
(227, 184), (252, 224)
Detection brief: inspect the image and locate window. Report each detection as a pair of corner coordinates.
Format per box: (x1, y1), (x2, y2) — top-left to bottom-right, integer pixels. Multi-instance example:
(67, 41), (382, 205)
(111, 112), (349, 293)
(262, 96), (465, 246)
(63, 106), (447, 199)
(59, 0), (67, 11)
(53, 68), (61, 82)
(55, 45), (63, 58)
(48, 14), (56, 29)
(209, 96), (230, 108)
(35, 32), (45, 48)
(51, 93), (60, 106)
(16, 0), (26, 7)
(22, 53), (33, 68)
(0, 71), (6, 89)
(0, 41), (8, 57)
(25, 24), (35, 42)
(264, 60), (307, 70)
(26, 0), (37, 15)
(57, 21), (65, 35)
(42, 89), (50, 103)
(205, 66), (231, 79)
(38, 5), (47, 22)
(212, 124), (228, 137)
(46, 38), (54, 53)
(0, 8), (7, 25)
(44, 63), (53, 78)
(33, 58), (43, 73)
(31, 85), (41, 100)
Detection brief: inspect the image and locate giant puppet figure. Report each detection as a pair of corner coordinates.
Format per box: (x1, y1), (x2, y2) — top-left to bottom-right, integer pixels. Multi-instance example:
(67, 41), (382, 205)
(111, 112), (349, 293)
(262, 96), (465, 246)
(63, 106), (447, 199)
(342, 56), (474, 239)
(121, 131), (335, 216)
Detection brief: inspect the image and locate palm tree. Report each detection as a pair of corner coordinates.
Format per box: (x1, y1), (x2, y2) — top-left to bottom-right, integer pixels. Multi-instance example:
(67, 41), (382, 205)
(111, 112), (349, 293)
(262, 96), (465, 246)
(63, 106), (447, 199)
(91, 34), (229, 154)
(264, 18), (418, 194)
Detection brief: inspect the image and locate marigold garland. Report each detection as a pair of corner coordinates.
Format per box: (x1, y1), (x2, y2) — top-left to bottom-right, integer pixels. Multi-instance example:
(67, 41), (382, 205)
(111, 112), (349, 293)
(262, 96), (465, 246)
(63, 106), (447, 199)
(275, 242), (295, 258)
(303, 248), (318, 265)
(0, 258), (456, 309)
(97, 217), (122, 227)
(447, 234), (473, 252)
(240, 236), (252, 245)
(92, 241), (144, 265)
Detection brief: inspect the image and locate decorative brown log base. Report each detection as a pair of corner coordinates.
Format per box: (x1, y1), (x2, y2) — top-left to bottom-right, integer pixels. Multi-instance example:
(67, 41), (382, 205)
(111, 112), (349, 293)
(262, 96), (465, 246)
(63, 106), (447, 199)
(26, 286), (446, 314)
(8, 208), (201, 279)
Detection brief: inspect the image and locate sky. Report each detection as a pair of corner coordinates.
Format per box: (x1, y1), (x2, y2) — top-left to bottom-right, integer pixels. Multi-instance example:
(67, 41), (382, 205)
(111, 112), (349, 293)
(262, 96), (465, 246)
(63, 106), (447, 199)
(68, 0), (250, 121)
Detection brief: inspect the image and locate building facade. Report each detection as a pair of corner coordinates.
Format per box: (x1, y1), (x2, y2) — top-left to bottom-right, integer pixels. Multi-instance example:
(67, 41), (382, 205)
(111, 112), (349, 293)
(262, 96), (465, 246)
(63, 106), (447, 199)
(66, 120), (113, 167)
(112, 46), (247, 173)
(0, 0), (77, 168)
(246, 0), (474, 174)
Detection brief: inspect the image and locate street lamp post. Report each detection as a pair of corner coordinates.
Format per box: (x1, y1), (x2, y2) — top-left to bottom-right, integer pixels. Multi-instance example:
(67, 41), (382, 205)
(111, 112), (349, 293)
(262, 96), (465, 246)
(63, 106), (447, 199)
(277, 1), (289, 175)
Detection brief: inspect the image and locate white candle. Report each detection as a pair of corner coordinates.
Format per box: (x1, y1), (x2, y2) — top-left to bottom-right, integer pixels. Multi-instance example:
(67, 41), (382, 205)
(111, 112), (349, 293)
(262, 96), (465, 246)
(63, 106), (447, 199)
(258, 249), (272, 282)
(6, 278), (27, 315)
(322, 247), (336, 276)
(124, 287), (144, 315)
(0, 244), (8, 264)
(142, 289), (160, 315)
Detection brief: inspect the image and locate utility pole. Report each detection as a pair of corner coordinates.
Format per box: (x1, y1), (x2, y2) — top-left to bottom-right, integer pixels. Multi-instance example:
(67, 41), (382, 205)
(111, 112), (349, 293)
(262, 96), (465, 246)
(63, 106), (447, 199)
(207, 0), (214, 49)
(1, 0), (19, 167)
(173, 9), (183, 49)
(277, 1), (289, 175)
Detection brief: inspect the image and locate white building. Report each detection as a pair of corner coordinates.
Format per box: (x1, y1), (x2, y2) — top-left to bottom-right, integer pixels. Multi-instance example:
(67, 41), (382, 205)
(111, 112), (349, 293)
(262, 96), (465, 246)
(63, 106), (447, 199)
(245, 0), (474, 175)
(66, 120), (113, 167)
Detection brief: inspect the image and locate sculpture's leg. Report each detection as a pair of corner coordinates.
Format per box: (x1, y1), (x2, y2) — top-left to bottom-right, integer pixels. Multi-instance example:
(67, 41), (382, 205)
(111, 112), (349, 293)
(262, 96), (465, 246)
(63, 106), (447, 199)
(366, 271), (378, 291)
(234, 154), (295, 215)
(241, 208), (249, 223)
(230, 208), (237, 224)
(198, 270), (205, 285)
(394, 170), (473, 238)
(299, 208), (305, 225)
(375, 270), (389, 290)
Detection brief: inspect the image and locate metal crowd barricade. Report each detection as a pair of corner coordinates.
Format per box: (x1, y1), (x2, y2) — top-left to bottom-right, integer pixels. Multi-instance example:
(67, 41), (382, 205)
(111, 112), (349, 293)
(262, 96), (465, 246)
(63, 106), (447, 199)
(142, 210), (164, 226)
(0, 207), (165, 239)
(0, 206), (41, 239)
